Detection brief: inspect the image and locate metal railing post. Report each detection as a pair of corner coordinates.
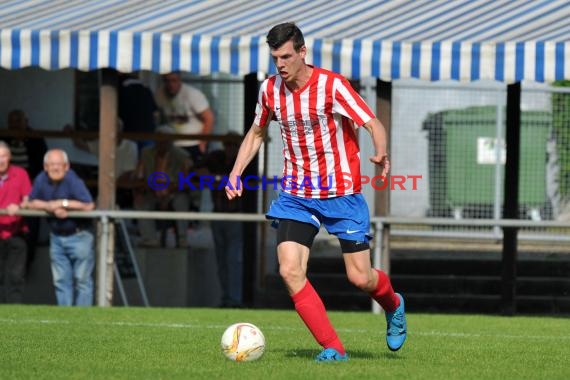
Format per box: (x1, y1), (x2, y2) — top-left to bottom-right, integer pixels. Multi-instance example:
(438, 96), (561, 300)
(97, 214), (110, 306)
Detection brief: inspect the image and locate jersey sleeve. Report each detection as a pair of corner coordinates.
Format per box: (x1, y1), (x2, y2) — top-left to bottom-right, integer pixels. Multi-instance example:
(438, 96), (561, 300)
(332, 77), (375, 127)
(189, 86), (210, 114)
(253, 80), (271, 128)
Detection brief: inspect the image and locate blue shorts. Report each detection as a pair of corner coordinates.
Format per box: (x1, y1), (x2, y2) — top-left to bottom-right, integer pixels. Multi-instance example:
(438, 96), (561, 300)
(266, 192), (372, 242)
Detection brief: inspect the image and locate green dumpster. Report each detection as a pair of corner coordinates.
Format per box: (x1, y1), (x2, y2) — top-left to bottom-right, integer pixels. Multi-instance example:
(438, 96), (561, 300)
(424, 106), (550, 217)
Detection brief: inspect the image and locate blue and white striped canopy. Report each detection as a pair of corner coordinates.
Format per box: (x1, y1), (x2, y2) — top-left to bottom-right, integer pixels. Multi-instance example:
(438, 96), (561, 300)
(1, 0), (569, 82)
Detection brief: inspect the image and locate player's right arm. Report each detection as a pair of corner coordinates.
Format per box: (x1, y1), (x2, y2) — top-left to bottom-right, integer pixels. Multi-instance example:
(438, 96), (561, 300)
(226, 122), (267, 200)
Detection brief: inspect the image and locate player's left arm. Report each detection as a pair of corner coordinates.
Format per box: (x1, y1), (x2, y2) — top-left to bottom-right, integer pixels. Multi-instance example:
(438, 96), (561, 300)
(225, 122), (267, 200)
(333, 77), (390, 176)
(362, 118), (390, 177)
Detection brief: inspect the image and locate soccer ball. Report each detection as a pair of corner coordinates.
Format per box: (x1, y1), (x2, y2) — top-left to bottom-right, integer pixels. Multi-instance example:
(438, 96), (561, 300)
(220, 322), (265, 362)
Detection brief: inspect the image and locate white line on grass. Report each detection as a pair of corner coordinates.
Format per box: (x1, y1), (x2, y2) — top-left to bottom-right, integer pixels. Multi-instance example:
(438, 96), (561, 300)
(1, 317), (569, 341)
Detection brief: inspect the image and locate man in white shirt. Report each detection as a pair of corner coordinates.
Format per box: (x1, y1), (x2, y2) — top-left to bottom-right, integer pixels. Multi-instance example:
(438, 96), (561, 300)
(154, 72), (215, 164)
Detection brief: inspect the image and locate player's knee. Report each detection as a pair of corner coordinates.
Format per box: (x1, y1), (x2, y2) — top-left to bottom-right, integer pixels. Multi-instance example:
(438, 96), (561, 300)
(278, 264), (303, 284)
(347, 271), (374, 290)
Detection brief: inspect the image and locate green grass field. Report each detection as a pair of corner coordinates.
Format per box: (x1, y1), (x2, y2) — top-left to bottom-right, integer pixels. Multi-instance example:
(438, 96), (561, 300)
(1, 305), (568, 380)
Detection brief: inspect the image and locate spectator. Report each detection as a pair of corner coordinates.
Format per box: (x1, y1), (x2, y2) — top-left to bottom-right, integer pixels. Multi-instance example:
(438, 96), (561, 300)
(154, 72), (215, 165)
(0, 141), (31, 303)
(64, 118), (138, 208)
(4, 109), (48, 269)
(134, 125), (192, 248)
(118, 73), (159, 151)
(4, 109), (48, 180)
(197, 132), (243, 307)
(27, 149), (96, 306)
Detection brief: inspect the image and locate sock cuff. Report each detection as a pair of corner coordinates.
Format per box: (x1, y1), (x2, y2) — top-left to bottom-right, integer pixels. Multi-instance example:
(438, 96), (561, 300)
(372, 269), (388, 296)
(372, 269), (400, 312)
(291, 280), (313, 304)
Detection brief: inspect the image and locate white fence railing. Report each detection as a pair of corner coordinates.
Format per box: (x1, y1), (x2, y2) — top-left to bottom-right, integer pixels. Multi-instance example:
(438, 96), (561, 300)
(3, 210), (570, 311)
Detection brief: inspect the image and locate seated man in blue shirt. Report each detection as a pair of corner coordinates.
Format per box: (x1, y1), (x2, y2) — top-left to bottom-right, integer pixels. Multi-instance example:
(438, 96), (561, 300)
(26, 149), (96, 306)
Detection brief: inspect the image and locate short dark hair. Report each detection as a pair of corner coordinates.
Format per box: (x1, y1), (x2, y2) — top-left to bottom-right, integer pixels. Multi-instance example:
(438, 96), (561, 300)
(266, 22), (305, 51)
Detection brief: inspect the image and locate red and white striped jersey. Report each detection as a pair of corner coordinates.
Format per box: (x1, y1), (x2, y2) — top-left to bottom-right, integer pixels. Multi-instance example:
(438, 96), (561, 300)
(254, 66), (375, 199)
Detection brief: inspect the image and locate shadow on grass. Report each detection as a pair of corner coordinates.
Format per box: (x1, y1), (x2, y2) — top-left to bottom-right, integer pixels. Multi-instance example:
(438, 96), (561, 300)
(282, 348), (406, 361)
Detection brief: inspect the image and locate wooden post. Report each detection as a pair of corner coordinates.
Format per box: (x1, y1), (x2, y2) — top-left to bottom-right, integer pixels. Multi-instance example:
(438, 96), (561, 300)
(97, 69), (118, 307)
(501, 82), (521, 316)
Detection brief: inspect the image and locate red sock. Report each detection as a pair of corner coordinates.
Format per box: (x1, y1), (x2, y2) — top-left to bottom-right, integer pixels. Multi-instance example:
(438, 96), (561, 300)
(369, 269), (400, 313)
(291, 280), (345, 355)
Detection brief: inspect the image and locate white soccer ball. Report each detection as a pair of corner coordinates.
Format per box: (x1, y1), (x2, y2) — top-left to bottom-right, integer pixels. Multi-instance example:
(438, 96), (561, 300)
(220, 322), (265, 362)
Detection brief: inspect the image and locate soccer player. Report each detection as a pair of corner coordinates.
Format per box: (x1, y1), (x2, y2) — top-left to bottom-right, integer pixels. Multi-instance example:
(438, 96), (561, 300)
(225, 22), (407, 362)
